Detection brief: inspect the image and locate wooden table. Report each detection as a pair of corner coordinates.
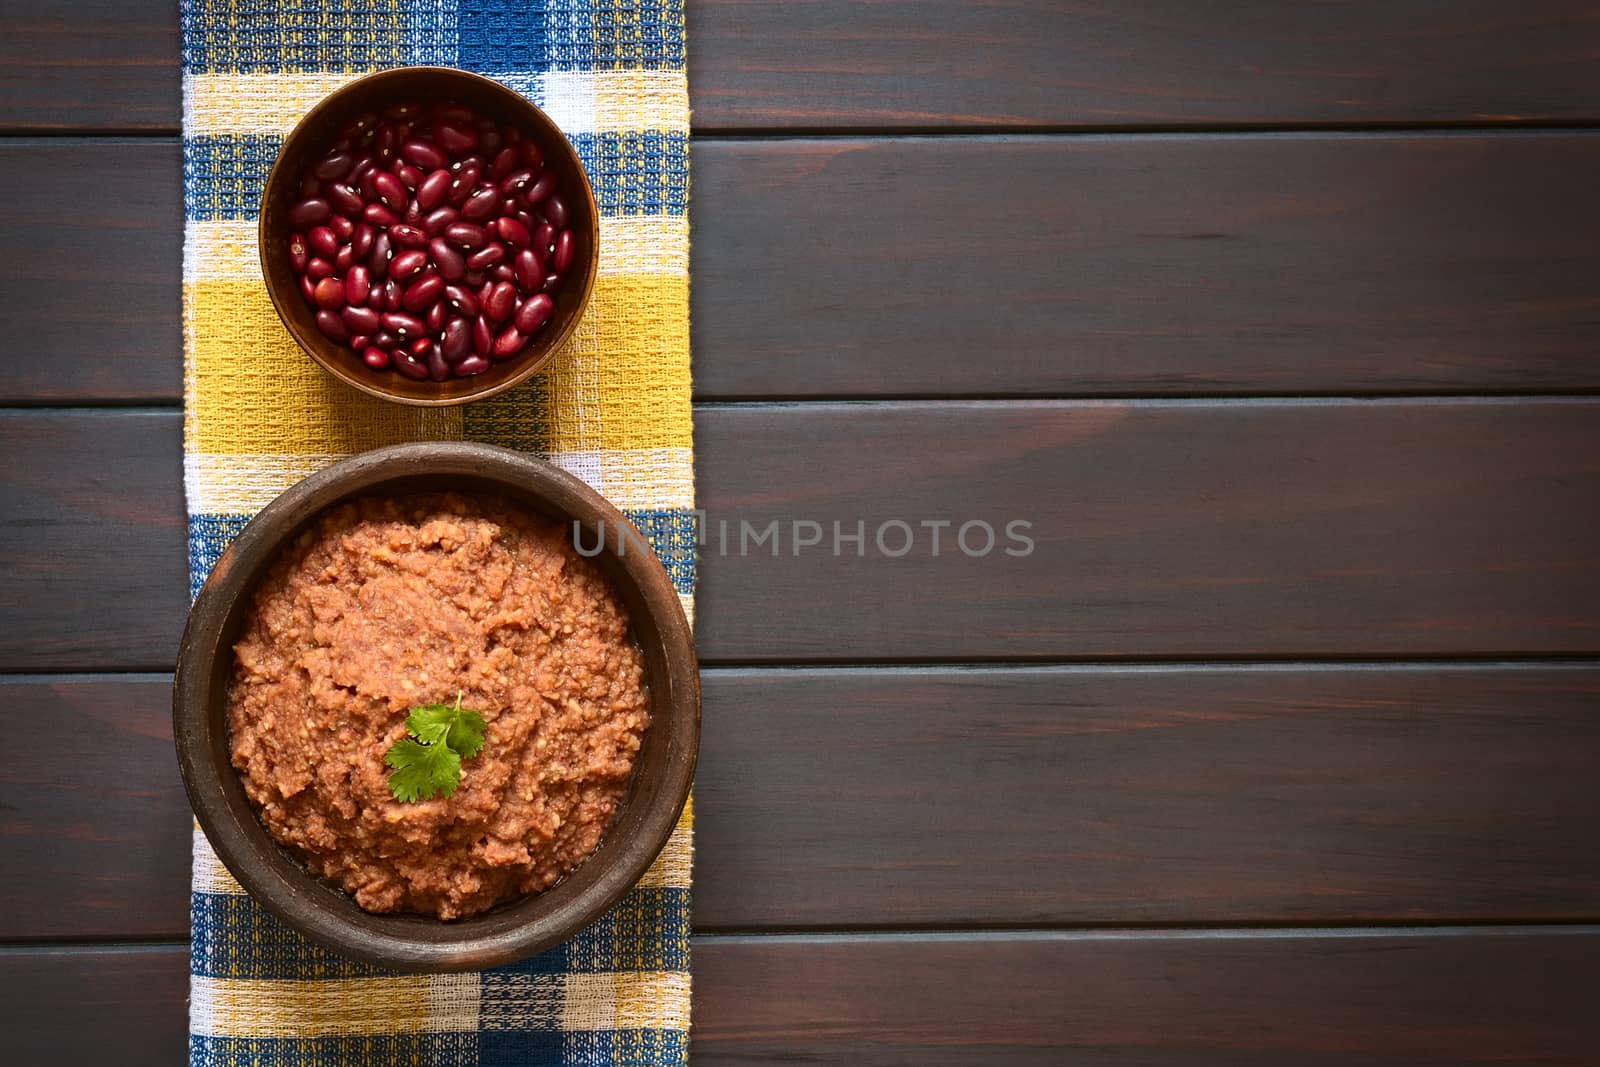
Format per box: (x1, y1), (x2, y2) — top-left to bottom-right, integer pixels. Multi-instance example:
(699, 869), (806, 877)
(4, 3), (1600, 1062)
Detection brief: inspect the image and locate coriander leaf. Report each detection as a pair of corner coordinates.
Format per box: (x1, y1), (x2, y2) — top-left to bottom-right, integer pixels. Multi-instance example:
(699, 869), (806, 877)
(384, 736), (462, 802)
(384, 692), (490, 803)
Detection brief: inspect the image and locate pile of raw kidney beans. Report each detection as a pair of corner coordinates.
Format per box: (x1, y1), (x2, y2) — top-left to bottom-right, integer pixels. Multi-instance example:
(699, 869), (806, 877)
(286, 100), (578, 382)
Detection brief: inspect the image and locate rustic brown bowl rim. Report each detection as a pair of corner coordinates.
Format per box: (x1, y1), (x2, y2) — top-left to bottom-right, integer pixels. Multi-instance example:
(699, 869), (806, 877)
(173, 442), (699, 972)
(258, 66), (600, 407)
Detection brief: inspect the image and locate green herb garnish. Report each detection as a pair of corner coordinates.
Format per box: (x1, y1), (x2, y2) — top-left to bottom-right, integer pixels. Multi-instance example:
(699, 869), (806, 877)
(383, 692), (488, 803)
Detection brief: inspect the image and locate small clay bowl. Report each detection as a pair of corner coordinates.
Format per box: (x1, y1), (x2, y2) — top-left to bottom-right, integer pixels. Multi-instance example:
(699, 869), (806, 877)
(173, 443), (698, 972)
(259, 67), (599, 406)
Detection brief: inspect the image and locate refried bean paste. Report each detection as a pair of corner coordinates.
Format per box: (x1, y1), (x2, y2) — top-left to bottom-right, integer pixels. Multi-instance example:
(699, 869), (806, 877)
(227, 492), (649, 919)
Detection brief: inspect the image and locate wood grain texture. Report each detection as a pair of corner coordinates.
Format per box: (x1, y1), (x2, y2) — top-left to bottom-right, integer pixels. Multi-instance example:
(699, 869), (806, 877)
(0, 141), (181, 402)
(6, 931), (1599, 1065)
(8, 133), (1600, 403)
(690, 0), (1600, 130)
(0, 411), (188, 671)
(0, 679), (189, 939)
(9, 666), (1599, 939)
(694, 398), (1600, 660)
(2, 401), (1597, 669)
(0, 1), (177, 130)
(693, 133), (1600, 398)
(7, 1), (1600, 131)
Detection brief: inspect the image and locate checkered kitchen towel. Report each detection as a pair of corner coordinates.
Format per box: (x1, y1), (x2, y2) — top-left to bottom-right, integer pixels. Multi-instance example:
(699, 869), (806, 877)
(180, 3), (693, 1063)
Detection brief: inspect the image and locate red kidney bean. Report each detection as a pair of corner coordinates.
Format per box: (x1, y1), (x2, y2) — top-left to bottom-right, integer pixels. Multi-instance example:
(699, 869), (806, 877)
(389, 223), (430, 249)
(344, 111), (378, 137)
(511, 249), (541, 290)
(383, 279), (403, 312)
(315, 308), (350, 340)
(461, 186), (500, 222)
(500, 196), (519, 218)
(345, 265), (371, 307)
(491, 263), (515, 283)
(324, 181), (363, 216)
(542, 272), (561, 293)
(435, 122), (478, 155)
(375, 124), (396, 155)
(350, 157), (376, 183)
(513, 207), (538, 232)
(403, 273), (444, 311)
(472, 315), (494, 357)
(445, 222), (488, 249)
(484, 281), (517, 322)
(492, 325), (526, 360)
(489, 217), (526, 248)
(373, 172), (407, 211)
(314, 151), (355, 181)
(384, 102), (422, 120)
(416, 168), (452, 212)
(426, 300), (447, 333)
(533, 222), (556, 254)
(479, 127), (502, 156)
(466, 242), (505, 270)
(388, 249), (427, 281)
(442, 284), (479, 317)
(407, 337), (446, 381)
(288, 198), (330, 230)
(447, 166), (480, 206)
(489, 147), (519, 182)
(306, 257), (334, 281)
(400, 139), (448, 171)
(454, 354), (490, 377)
(334, 245), (356, 271)
(308, 225), (339, 259)
(440, 317), (472, 361)
(552, 229), (575, 274)
(349, 334), (370, 352)
(477, 279), (497, 307)
(429, 238), (466, 281)
(403, 199), (423, 226)
(522, 170), (556, 205)
(433, 102), (475, 123)
(464, 268), (488, 289)
(342, 304), (381, 335)
(362, 202), (399, 228)
(500, 167), (536, 195)
(299, 273), (317, 303)
(392, 347), (430, 380)
(312, 277), (345, 310)
(543, 195), (570, 230)
(456, 154), (486, 177)
(423, 206), (459, 236)
(372, 330), (396, 350)
(382, 310), (426, 337)
(299, 175), (321, 198)
(394, 161), (423, 190)
(515, 293), (554, 334)
(288, 234), (309, 273)
(522, 140), (543, 167)
(367, 231), (392, 278)
(359, 165), (381, 202)
(330, 214), (355, 241)
(362, 346), (390, 370)
(350, 223), (374, 259)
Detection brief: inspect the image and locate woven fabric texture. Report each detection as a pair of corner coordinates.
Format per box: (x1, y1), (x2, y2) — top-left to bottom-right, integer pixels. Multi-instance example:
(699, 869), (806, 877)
(180, 2), (693, 1064)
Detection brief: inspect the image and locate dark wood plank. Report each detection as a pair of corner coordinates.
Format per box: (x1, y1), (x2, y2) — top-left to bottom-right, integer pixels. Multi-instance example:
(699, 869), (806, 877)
(0, 1), (177, 131)
(6, 931), (1598, 1065)
(0, 678), (189, 939)
(0, 945), (188, 1066)
(8, 1), (1600, 131)
(693, 133), (1600, 398)
(10, 134), (1600, 404)
(3, 401), (1597, 669)
(696, 664), (1600, 928)
(0, 411), (188, 671)
(8, 666), (1599, 939)
(694, 398), (1600, 660)
(0, 141), (181, 402)
(694, 929), (1600, 1065)
(690, 0), (1600, 130)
